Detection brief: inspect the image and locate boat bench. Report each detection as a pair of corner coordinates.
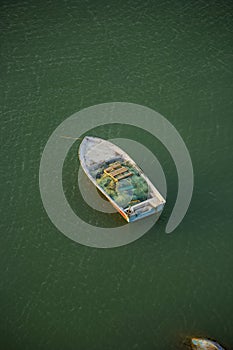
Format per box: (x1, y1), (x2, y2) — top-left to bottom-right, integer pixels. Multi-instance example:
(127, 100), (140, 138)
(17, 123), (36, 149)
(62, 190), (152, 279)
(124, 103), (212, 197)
(117, 172), (133, 180)
(110, 167), (128, 176)
(105, 162), (121, 172)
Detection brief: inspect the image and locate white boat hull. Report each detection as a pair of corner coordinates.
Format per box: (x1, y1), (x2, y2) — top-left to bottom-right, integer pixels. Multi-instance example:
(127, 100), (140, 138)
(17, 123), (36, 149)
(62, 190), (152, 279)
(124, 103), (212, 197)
(79, 136), (166, 222)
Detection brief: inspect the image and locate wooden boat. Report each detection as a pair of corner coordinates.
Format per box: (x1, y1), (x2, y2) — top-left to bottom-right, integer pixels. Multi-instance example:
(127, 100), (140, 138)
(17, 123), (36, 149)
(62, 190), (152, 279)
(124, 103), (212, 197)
(191, 338), (225, 350)
(79, 136), (166, 222)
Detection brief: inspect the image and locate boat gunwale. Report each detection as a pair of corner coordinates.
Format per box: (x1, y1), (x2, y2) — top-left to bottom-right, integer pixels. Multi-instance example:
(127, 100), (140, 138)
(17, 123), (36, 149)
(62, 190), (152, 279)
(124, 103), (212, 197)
(78, 136), (166, 221)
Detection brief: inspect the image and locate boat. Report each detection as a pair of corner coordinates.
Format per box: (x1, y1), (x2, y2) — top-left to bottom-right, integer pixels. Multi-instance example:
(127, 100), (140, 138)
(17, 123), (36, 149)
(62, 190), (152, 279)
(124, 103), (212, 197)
(191, 338), (225, 350)
(78, 136), (166, 222)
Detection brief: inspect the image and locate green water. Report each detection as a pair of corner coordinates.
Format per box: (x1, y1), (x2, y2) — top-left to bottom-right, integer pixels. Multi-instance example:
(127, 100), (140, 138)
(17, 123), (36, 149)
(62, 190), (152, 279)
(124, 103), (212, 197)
(1, 1), (233, 349)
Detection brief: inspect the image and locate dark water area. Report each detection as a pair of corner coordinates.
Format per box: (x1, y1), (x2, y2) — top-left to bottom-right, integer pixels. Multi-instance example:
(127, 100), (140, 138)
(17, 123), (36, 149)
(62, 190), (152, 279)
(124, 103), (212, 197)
(1, 1), (233, 349)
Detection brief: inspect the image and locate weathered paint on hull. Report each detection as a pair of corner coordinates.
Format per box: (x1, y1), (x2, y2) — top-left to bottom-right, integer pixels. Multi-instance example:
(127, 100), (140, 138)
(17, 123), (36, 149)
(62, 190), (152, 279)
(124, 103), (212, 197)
(79, 136), (166, 222)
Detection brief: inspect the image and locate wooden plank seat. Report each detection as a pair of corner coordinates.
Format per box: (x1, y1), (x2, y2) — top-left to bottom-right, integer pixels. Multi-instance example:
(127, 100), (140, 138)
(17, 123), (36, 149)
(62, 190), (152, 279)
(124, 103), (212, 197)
(117, 172), (133, 180)
(104, 163), (132, 182)
(105, 162), (121, 172)
(110, 167), (128, 176)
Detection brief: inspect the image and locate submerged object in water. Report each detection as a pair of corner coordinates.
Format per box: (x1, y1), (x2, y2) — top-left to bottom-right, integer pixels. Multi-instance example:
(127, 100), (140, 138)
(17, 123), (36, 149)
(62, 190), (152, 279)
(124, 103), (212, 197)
(79, 136), (166, 222)
(191, 338), (225, 350)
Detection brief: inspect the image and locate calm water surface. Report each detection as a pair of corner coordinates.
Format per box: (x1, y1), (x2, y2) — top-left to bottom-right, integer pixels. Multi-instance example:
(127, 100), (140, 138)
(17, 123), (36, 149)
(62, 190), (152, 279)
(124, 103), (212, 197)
(1, 1), (232, 349)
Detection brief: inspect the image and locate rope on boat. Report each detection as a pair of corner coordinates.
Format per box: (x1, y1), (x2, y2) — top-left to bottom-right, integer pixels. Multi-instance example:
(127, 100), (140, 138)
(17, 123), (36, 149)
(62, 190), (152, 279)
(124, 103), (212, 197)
(60, 136), (82, 140)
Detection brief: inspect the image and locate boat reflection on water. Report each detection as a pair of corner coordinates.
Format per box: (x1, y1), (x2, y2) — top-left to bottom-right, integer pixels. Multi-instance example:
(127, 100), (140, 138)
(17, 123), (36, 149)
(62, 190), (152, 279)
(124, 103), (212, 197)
(191, 337), (225, 350)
